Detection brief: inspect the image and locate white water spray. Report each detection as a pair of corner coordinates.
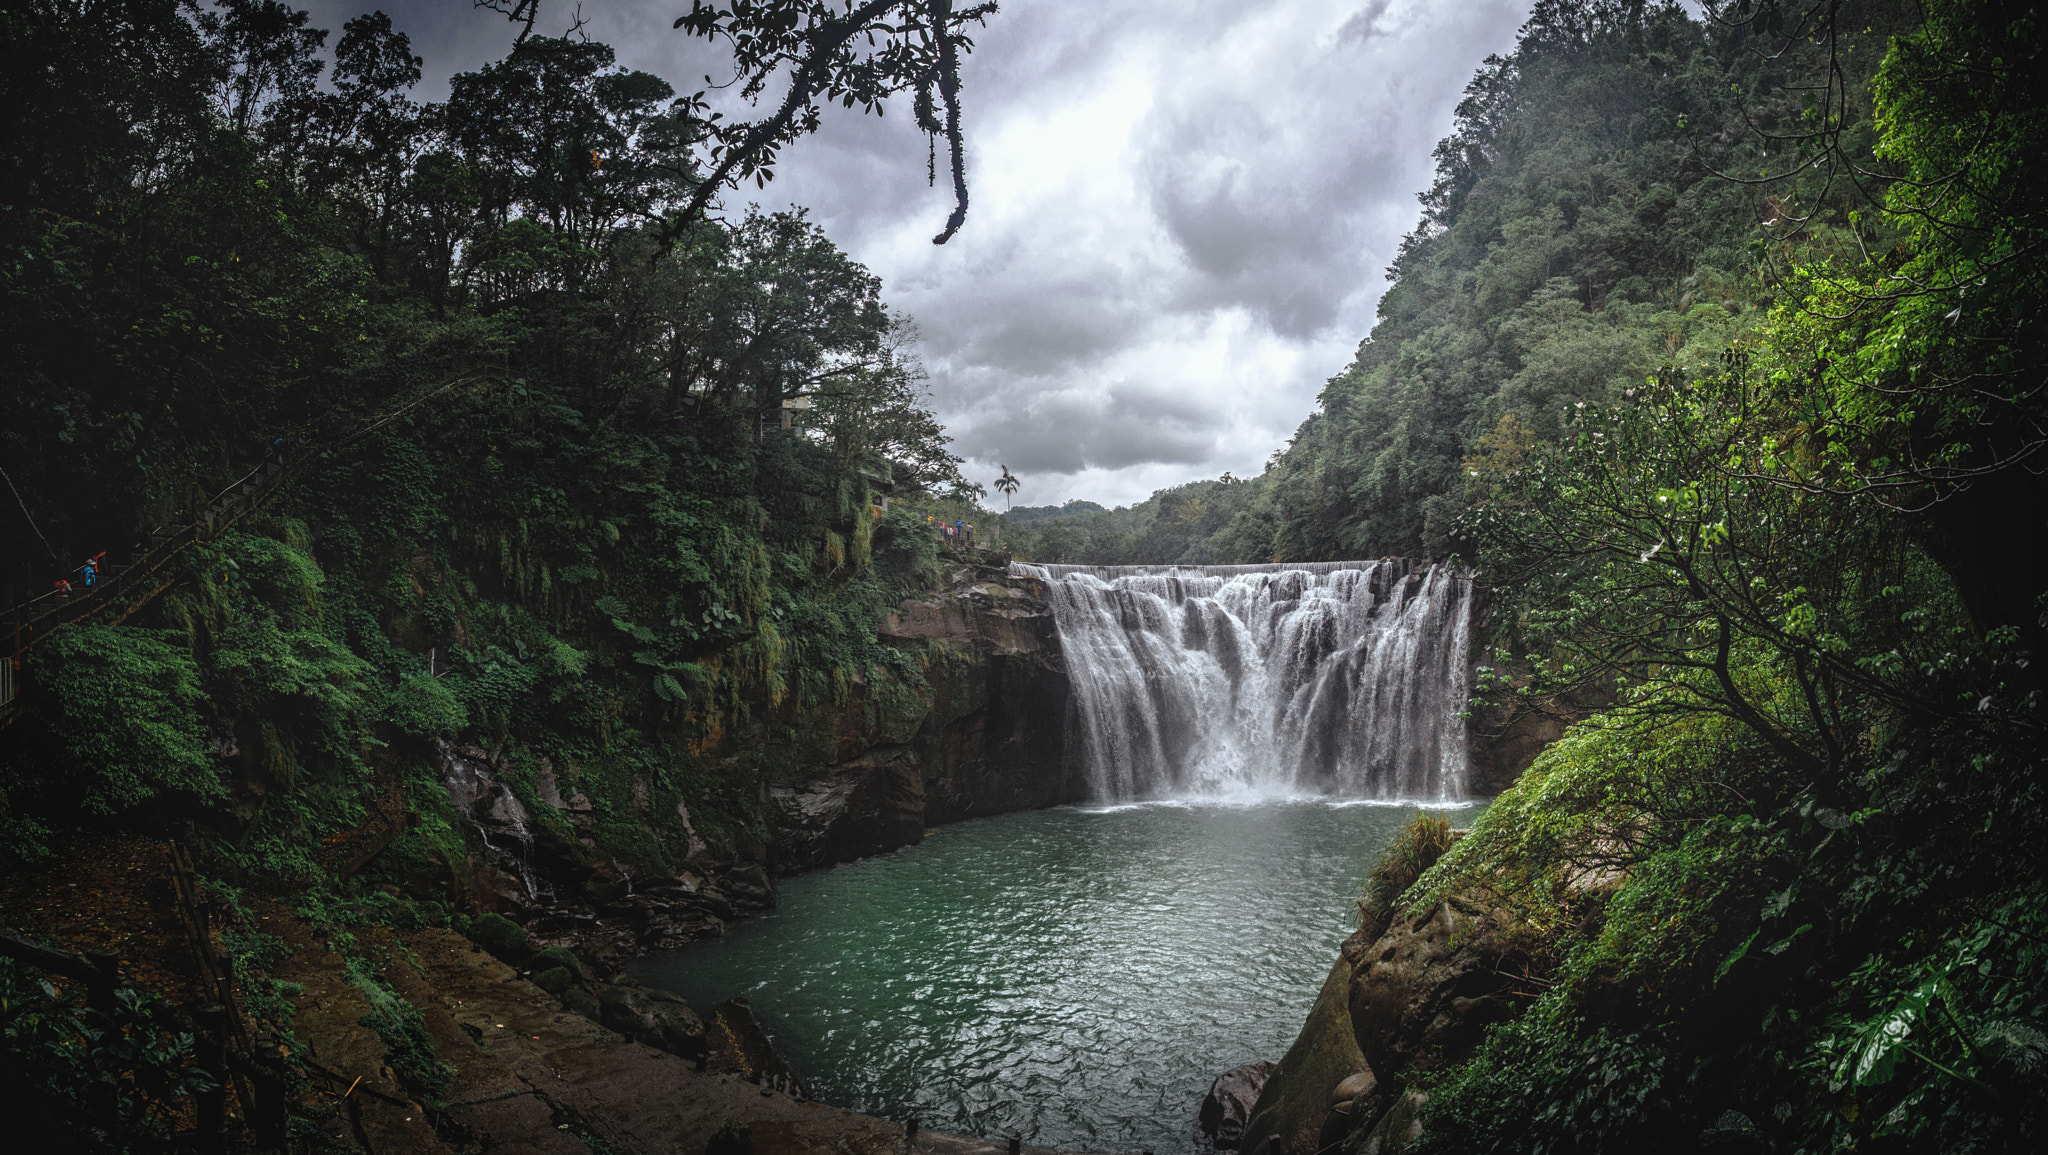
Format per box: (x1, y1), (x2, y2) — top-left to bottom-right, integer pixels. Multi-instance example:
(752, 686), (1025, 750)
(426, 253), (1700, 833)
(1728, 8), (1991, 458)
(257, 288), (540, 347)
(1011, 560), (1475, 803)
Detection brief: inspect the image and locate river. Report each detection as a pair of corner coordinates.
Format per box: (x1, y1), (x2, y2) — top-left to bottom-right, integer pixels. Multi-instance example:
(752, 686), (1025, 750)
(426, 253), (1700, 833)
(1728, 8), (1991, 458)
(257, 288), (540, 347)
(632, 798), (1483, 1154)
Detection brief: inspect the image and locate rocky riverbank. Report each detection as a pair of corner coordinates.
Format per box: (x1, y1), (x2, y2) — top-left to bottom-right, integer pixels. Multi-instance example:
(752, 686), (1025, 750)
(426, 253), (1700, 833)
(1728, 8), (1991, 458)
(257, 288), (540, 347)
(1197, 821), (1536, 1155)
(425, 552), (1078, 972)
(261, 897), (1094, 1155)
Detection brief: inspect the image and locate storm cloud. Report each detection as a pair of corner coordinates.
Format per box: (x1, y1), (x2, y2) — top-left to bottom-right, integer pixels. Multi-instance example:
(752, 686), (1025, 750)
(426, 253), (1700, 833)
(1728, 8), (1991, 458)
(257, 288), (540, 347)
(297, 0), (1531, 504)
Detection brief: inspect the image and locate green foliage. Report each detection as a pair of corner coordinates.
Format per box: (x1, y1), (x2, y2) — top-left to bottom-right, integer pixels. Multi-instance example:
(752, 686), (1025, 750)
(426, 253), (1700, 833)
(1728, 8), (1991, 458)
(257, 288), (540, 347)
(13, 624), (218, 814)
(1415, 1018), (1686, 1154)
(1805, 897), (2048, 1146)
(345, 957), (452, 1099)
(1414, 709), (1779, 928)
(1357, 811), (1456, 940)
(0, 957), (220, 1146)
(221, 921), (300, 1028)
(386, 672), (469, 738)
(0, 815), (55, 868)
(0, 0), (980, 892)
(1406, 693), (2047, 1151)
(1297, 8), (2048, 1150)
(532, 966), (576, 995)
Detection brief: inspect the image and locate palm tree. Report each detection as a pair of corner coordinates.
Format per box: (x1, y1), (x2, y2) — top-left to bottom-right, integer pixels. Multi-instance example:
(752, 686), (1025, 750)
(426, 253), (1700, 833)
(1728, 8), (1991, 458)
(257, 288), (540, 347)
(994, 465), (1020, 510)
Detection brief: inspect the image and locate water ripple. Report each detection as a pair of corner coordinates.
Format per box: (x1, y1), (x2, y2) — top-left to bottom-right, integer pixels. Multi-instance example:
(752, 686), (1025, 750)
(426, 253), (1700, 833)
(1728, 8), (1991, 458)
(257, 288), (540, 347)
(633, 801), (1484, 1154)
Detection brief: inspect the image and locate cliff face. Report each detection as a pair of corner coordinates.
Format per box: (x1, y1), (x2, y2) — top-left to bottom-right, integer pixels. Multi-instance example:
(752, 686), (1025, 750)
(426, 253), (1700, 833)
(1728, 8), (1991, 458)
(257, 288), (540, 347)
(1237, 891), (1531, 1155)
(418, 553), (1078, 966)
(767, 557), (1081, 871)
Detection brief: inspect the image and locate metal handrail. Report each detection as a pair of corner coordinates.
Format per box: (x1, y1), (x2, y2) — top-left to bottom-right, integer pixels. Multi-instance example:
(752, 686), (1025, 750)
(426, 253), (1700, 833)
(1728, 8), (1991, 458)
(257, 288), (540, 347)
(0, 435), (309, 711)
(1, 369), (493, 713)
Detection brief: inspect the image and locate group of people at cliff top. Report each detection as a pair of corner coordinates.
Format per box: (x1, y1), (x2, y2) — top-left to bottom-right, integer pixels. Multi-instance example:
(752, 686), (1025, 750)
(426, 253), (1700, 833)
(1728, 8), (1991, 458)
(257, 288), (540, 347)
(925, 512), (975, 545)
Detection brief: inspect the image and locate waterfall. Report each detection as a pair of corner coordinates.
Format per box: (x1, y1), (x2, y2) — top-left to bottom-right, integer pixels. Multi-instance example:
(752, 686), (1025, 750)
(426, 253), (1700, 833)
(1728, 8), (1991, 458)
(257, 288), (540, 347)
(1011, 560), (1475, 803)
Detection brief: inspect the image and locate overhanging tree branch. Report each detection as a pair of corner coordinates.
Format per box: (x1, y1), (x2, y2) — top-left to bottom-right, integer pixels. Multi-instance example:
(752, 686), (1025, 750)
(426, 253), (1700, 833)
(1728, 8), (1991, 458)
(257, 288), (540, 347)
(654, 1), (996, 250)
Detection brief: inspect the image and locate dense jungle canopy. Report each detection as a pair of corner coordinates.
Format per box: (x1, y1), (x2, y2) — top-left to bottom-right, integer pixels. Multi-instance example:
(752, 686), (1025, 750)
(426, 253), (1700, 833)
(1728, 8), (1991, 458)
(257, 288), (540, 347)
(0, 0), (993, 945)
(0, 0), (2044, 1151)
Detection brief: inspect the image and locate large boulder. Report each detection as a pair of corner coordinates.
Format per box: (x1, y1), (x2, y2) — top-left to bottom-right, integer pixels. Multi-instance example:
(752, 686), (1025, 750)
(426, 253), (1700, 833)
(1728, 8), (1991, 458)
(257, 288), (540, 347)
(1239, 931), (1381, 1155)
(1199, 1061), (1278, 1148)
(594, 981), (707, 1062)
(705, 997), (806, 1096)
(1348, 898), (1525, 1086)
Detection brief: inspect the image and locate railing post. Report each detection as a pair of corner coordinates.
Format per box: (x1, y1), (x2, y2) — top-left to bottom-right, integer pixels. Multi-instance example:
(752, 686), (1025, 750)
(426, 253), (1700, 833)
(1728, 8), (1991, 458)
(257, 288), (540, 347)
(83, 951), (119, 1013)
(249, 1039), (291, 1148)
(194, 1003), (229, 1152)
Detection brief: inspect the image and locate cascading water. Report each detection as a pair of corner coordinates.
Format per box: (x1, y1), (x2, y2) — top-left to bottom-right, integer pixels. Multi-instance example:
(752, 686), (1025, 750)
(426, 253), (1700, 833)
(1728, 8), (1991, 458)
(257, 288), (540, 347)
(1011, 559), (1475, 803)
(438, 740), (551, 902)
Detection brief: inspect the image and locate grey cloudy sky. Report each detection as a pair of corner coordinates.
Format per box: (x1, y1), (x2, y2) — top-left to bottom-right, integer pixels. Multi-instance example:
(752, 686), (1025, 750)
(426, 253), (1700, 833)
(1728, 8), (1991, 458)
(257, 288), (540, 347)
(301, 0), (1533, 506)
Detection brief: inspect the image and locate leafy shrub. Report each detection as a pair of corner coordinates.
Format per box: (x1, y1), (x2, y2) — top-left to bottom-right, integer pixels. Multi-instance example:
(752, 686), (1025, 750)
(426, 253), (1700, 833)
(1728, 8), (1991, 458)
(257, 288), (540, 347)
(386, 672), (469, 738)
(0, 957), (220, 1145)
(530, 946), (587, 979)
(345, 958), (452, 1099)
(0, 814), (54, 868)
(532, 967), (576, 995)
(1358, 811), (1456, 939)
(17, 624), (218, 813)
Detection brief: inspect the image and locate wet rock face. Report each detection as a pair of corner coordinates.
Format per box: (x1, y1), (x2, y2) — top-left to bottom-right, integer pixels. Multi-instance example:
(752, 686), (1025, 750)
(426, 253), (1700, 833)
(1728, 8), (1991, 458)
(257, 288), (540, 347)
(770, 745), (927, 868)
(1240, 937), (1375, 1155)
(1348, 900), (1525, 1087)
(594, 981), (707, 1063)
(1233, 892), (1528, 1155)
(1355, 1090), (1428, 1155)
(768, 560), (1081, 872)
(706, 997), (804, 1095)
(722, 862), (775, 910)
(1200, 1061), (1278, 1148)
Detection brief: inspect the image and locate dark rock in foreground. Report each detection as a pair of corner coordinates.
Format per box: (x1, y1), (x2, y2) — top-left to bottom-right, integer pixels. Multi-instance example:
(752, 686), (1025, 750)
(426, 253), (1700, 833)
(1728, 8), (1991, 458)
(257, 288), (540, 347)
(1237, 836), (1527, 1155)
(1199, 1060), (1278, 1148)
(591, 979), (708, 1064)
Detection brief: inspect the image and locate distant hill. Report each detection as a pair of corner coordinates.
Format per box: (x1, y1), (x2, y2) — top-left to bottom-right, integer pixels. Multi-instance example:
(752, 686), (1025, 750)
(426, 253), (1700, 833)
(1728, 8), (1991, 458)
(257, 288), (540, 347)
(1000, 500), (1107, 526)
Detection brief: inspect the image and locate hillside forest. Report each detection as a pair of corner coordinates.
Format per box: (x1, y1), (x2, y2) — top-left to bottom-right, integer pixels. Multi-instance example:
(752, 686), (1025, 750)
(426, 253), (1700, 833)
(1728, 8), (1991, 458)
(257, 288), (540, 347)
(0, 0), (1011, 1142)
(1007, 0), (2048, 1150)
(1, 0), (2045, 1152)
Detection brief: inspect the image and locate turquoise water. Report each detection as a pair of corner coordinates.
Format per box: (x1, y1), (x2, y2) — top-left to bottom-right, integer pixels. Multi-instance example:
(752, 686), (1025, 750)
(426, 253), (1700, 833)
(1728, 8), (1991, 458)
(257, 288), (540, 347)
(632, 800), (1483, 1154)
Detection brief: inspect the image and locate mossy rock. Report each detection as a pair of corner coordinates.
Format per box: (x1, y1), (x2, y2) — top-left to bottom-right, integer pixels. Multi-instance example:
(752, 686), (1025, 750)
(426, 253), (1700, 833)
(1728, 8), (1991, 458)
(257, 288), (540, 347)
(465, 912), (532, 964)
(532, 966), (577, 995)
(530, 945), (588, 980)
(1241, 950), (1372, 1155)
